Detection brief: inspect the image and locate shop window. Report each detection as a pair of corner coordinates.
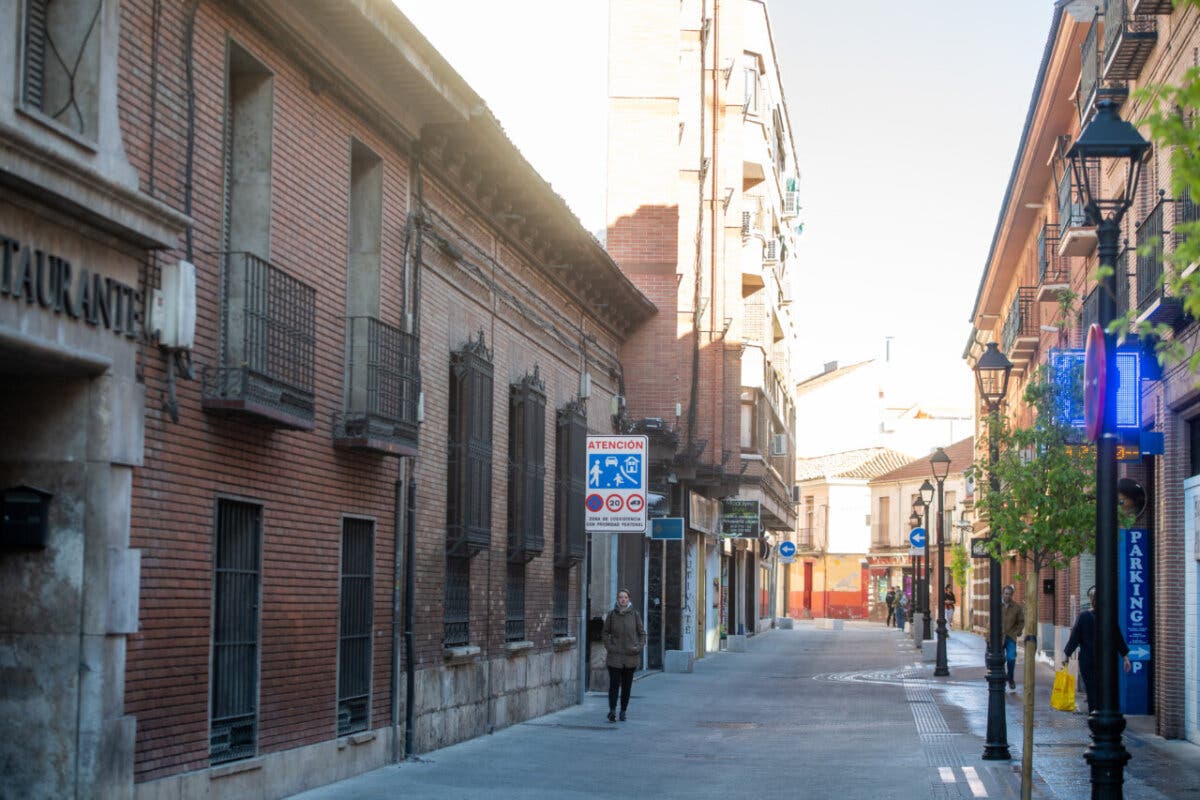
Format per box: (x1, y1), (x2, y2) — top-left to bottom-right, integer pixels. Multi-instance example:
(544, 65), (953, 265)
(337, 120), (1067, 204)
(210, 499), (262, 764)
(21, 0), (101, 140)
(337, 518), (373, 736)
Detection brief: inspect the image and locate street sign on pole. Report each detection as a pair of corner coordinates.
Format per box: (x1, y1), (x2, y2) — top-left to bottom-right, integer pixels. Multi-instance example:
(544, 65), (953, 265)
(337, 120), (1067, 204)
(909, 546), (924, 557)
(971, 537), (993, 559)
(909, 527), (926, 548)
(650, 517), (684, 540)
(777, 540), (797, 559)
(585, 435), (648, 532)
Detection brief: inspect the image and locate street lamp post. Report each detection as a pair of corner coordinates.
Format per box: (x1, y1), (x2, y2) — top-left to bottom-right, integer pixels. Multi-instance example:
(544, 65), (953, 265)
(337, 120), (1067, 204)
(910, 498), (924, 643)
(919, 479), (935, 641)
(1066, 98), (1149, 798)
(974, 340), (1013, 761)
(931, 447), (952, 677)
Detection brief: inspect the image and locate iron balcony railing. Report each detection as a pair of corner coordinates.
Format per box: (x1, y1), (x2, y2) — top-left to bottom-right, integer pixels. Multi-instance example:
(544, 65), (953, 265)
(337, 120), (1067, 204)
(1137, 197), (1168, 310)
(1080, 19), (1101, 119)
(1001, 287), (1038, 355)
(1176, 186), (1200, 250)
(202, 252), (317, 429)
(1082, 286), (1100, 336)
(334, 316), (420, 454)
(796, 527), (814, 548)
(1104, 0), (1157, 82)
(1116, 244), (1131, 318)
(870, 523), (891, 548)
(444, 556), (470, 647)
(1058, 165), (1094, 234)
(1038, 223), (1068, 286)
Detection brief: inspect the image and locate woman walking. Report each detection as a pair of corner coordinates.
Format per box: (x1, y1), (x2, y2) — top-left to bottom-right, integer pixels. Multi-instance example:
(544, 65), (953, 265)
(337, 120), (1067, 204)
(603, 588), (646, 722)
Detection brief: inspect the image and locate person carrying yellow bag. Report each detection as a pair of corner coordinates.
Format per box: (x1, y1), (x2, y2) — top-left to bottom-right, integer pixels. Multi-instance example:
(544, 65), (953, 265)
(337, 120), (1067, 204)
(1051, 668), (1076, 712)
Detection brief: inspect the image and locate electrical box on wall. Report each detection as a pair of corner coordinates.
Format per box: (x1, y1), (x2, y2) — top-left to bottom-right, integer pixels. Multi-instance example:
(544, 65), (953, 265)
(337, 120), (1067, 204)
(149, 260), (197, 349)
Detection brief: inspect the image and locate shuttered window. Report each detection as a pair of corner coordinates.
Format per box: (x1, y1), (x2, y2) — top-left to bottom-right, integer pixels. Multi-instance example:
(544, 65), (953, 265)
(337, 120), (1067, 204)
(554, 400), (587, 564)
(337, 518), (373, 735)
(210, 499), (262, 764)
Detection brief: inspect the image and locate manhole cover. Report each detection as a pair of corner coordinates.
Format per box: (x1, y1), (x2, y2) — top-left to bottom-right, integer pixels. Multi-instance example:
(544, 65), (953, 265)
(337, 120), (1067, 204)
(697, 721), (758, 730)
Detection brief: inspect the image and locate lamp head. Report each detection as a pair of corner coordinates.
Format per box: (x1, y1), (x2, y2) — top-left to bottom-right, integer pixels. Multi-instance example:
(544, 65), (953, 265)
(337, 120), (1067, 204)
(909, 511), (921, 529)
(919, 479), (935, 506)
(930, 447), (951, 482)
(973, 342), (1012, 409)
(1065, 99), (1150, 212)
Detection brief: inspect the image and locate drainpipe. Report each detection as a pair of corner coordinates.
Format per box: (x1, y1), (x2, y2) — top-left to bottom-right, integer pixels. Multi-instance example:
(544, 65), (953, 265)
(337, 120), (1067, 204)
(391, 461), (406, 763)
(404, 476), (417, 757)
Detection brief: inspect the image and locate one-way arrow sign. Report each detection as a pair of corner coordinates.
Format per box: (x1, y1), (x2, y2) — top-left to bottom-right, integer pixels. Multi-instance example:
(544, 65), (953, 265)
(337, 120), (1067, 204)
(1128, 645), (1151, 661)
(909, 527), (926, 548)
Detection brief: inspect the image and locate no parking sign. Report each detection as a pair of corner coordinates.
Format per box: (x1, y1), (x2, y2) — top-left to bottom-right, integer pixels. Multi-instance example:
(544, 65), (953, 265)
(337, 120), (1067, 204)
(585, 435), (648, 532)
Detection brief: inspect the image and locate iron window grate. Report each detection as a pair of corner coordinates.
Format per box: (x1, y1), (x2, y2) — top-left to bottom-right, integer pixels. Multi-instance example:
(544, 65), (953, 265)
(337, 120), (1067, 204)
(553, 566), (570, 637)
(446, 331), (493, 557)
(508, 368), (546, 562)
(211, 499), (262, 765)
(444, 556), (471, 647)
(338, 518), (374, 736)
(554, 400), (587, 565)
(505, 562), (526, 642)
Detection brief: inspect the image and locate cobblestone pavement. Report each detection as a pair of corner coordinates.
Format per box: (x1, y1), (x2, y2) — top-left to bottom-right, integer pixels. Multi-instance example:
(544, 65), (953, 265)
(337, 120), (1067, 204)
(289, 621), (1200, 800)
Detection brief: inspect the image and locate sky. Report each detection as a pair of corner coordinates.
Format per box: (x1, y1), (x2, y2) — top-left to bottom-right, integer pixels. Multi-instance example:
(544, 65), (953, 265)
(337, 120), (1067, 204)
(393, 1), (1056, 409)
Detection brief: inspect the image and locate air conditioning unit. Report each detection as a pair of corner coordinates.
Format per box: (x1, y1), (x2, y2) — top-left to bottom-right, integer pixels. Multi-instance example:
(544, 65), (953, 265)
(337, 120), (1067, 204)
(149, 260), (196, 349)
(770, 433), (787, 456)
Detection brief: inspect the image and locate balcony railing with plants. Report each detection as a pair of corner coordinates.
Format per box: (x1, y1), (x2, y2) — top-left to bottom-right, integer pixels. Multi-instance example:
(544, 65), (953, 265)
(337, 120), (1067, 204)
(202, 252), (317, 429)
(333, 316), (420, 455)
(1001, 287), (1038, 357)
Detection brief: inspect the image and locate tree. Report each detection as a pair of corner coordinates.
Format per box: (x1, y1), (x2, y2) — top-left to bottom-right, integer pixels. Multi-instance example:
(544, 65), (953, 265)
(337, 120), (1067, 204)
(973, 373), (1095, 800)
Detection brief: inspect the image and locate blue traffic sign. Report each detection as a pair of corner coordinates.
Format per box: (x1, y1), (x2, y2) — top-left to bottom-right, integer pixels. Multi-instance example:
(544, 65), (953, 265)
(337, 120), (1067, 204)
(778, 540), (797, 558)
(650, 517), (684, 540)
(588, 452), (643, 489)
(909, 528), (926, 548)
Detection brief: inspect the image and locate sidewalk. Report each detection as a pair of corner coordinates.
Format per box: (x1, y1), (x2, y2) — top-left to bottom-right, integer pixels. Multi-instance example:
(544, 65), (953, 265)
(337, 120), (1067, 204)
(285, 622), (1200, 800)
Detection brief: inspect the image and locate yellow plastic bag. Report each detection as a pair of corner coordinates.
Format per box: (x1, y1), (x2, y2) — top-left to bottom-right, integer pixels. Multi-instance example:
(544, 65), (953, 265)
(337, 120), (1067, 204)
(1051, 668), (1076, 712)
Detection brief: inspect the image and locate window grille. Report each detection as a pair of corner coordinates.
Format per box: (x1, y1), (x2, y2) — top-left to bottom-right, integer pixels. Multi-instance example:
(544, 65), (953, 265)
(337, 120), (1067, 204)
(505, 562), (526, 642)
(553, 566), (571, 637)
(554, 400), (587, 565)
(508, 368), (546, 562)
(22, 0), (101, 138)
(446, 331), (493, 557)
(338, 518), (373, 736)
(211, 499), (262, 764)
(444, 556), (471, 647)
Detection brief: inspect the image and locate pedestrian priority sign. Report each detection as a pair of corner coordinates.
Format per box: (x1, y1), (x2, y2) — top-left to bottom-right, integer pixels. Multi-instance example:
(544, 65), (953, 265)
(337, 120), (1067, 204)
(585, 435), (648, 533)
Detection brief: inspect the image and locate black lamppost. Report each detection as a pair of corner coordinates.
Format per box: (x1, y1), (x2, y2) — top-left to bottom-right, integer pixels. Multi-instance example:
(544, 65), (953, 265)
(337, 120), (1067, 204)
(1066, 98), (1149, 798)
(919, 479), (935, 641)
(931, 447), (952, 677)
(975, 341), (1013, 760)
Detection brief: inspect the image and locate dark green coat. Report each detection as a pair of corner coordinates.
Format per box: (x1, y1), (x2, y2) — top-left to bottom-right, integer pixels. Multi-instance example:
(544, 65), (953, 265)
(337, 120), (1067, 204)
(602, 604), (646, 669)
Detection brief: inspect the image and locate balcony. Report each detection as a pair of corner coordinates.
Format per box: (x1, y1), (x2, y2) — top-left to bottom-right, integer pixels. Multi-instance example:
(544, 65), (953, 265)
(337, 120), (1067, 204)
(1036, 223), (1070, 302)
(1001, 287), (1038, 361)
(1104, 0), (1157, 82)
(333, 316), (421, 456)
(1131, 0), (1175, 14)
(795, 527), (815, 550)
(202, 252), (317, 429)
(1079, 19), (1129, 123)
(1058, 164), (1098, 257)
(1136, 196), (1185, 326)
(1081, 286), (1099, 337)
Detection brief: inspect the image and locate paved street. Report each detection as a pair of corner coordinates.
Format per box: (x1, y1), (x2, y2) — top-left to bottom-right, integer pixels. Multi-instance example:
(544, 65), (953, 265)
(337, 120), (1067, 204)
(290, 621), (1200, 800)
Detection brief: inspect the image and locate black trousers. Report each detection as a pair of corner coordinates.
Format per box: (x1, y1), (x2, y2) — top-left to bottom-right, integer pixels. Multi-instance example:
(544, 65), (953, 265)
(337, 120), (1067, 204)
(886, 607), (895, 626)
(1080, 665), (1096, 713)
(608, 666), (635, 711)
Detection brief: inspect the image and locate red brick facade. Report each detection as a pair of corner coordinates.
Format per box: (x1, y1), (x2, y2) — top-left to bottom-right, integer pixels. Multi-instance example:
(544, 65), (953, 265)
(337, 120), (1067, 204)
(116, 0), (651, 789)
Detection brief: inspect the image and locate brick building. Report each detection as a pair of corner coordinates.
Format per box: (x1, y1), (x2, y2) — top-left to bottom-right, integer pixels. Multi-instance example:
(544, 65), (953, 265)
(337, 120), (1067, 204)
(967, 0), (1200, 745)
(604, 0), (800, 667)
(3, 1), (654, 798)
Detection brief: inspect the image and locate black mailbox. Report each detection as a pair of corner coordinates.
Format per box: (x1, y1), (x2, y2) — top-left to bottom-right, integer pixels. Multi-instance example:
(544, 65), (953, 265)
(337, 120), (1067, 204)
(2, 485), (53, 549)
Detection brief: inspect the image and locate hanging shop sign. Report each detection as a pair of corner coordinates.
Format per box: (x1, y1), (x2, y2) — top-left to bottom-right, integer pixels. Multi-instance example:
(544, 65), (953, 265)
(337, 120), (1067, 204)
(719, 498), (760, 538)
(1, 233), (142, 339)
(1118, 527), (1151, 715)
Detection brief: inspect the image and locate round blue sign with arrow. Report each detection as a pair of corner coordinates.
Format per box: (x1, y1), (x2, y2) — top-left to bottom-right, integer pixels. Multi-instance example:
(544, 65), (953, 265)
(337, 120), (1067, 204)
(778, 540), (796, 558)
(909, 527), (926, 548)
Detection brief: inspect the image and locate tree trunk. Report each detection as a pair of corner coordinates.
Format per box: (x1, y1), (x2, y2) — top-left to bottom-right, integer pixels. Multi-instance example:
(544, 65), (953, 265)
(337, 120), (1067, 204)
(1021, 574), (1040, 800)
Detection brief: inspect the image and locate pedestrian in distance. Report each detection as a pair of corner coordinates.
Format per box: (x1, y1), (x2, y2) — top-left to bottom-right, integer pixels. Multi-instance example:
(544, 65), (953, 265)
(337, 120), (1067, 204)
(1001, 584), (1024, 691)
(943, 583), (957, 632)
(895, 590), (909, 631)
(885, 585), (896, 627)
(1062, 586), (1132, 715)
(603, 588), (646, 723)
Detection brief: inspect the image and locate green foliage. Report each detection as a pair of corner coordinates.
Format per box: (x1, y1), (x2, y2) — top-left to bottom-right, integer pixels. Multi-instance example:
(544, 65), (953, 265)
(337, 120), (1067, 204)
(973, 372), (1095, 574)
(948, 542), (968, 590)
